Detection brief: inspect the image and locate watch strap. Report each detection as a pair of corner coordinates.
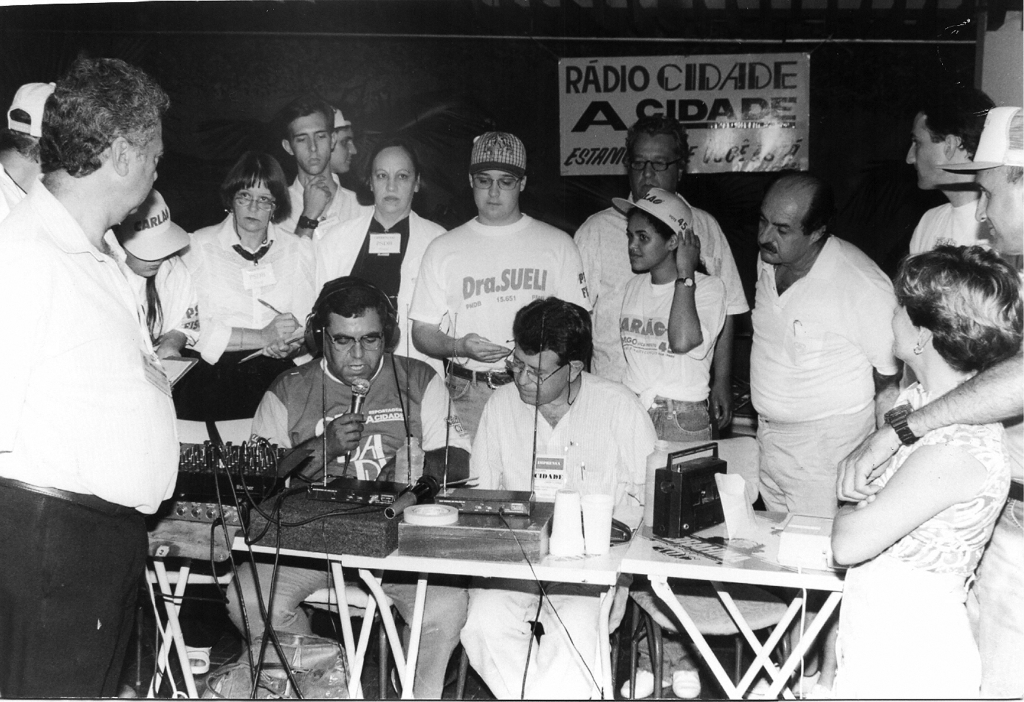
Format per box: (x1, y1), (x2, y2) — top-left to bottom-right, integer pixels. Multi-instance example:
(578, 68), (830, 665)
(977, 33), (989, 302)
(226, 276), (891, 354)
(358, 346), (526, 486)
(676, 276), (695, 288)
(297, 215), (320, 230)
(885, 403), (919, 446)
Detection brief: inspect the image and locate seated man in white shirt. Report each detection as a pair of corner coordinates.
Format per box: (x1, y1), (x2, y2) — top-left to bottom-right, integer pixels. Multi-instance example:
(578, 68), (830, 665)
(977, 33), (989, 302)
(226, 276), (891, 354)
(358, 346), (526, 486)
(461, 297), (656, 699)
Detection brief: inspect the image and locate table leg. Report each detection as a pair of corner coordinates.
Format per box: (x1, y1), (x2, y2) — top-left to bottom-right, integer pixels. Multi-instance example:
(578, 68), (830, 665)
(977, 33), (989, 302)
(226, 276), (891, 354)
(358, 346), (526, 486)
(766, 592), (842, 699)
(328, 562), (363, 699)
(649, 576), (738, 698)
(714, 582), (800, 699)
(150, 558), (200, 699)
(598, 585), (615, 699)
(358, 569), (411, 695)
(400, 575), (429, 700)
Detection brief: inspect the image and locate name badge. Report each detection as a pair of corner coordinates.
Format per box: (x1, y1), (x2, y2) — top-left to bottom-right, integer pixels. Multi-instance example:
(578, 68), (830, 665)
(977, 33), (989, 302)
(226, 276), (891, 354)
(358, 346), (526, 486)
(532, 456), (565, 502)
(369, 233), (401, 256)
(242, 265), (277, 290)
(142, 351), (172, 398)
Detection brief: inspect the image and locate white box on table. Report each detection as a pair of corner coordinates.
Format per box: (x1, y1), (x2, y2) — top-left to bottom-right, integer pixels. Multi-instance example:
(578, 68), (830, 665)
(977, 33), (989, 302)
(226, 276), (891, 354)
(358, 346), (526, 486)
(777, 514), (838, 571)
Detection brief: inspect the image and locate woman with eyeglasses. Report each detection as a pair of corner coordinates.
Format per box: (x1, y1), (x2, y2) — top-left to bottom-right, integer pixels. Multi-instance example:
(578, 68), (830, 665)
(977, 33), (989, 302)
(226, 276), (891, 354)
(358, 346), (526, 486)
(831, 245), (1021, 698)
(177, 151), (316, 421)
(314, 136), (445, 372)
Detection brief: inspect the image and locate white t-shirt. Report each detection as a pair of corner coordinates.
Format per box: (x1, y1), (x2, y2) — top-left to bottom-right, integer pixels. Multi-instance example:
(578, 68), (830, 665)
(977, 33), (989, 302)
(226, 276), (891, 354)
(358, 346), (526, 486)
(410, 214), (592, 372)
(909, 201), (990, 255)
(471, 372), (656, 519)
(575, 203), (747, 383)
(620, 272), (727, 409)
(751, 236), (899, 423)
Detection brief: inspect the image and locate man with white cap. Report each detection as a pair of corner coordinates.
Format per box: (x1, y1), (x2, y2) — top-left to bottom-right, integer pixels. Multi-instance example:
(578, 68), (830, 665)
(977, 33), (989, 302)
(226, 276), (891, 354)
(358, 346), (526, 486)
(0, 81), (55, 221)
(839, 105), (1024, 698)
(114, 188), (199, 359)
(409, 130), (591, 440)
(277, 95), (364, 239)
(615, 187), (726, 442)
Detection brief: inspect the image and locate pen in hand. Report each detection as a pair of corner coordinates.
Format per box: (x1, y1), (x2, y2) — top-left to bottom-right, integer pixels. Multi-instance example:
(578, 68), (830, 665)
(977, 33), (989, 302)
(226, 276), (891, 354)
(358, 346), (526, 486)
(258, 299), (284, 315)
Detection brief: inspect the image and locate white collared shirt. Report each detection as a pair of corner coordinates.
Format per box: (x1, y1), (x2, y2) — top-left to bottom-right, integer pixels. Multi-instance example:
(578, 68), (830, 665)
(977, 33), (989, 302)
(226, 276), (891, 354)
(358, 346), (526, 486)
(471, 372), (655, 520)
(0, 184), (178, 512)
(751, 236), (899, 423)
(182, 214), (315, 363)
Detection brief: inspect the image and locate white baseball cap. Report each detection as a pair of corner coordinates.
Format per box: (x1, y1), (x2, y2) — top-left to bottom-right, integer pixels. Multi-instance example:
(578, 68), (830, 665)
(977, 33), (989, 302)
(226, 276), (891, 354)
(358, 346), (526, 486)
(944, 106), (1023, 172)
(612, 187), (694, 237)
(333, 107), (351, 129)
(7, 82), (55, 138)
(115, 190), (189, 261)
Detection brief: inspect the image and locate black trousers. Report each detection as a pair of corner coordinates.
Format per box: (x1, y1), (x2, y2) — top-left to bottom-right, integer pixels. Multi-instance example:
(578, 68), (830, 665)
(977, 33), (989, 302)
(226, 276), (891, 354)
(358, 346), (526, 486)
(0, 483), (146, 698)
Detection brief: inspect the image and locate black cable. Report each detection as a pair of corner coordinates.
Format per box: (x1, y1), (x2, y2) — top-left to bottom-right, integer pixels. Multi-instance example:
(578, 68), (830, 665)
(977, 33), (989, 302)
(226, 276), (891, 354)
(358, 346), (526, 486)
(497, 510), (603, 697)
(210, 442), (303, 699)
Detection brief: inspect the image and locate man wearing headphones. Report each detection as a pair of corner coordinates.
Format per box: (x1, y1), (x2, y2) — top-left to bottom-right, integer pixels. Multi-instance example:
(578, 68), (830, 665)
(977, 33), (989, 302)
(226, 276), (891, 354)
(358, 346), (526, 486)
(227, 277), (471, 698)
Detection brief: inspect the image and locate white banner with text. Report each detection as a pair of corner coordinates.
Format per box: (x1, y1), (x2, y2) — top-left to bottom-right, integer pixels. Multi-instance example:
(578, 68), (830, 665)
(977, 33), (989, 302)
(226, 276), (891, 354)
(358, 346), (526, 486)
(559, 53), (810, 175)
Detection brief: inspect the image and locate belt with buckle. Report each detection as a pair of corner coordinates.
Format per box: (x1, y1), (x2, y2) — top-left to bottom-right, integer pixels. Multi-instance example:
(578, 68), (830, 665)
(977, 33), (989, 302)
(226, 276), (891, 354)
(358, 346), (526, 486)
(0, 475), (135, 518)
(1010, 480), (1023, 503)
(447, 362), (513, 388)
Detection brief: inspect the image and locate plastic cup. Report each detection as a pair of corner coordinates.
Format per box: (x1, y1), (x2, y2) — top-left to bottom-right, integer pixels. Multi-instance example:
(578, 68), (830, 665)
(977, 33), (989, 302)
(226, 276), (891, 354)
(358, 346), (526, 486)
(549, 490), (585, 557)
(581, 493), (614, 556)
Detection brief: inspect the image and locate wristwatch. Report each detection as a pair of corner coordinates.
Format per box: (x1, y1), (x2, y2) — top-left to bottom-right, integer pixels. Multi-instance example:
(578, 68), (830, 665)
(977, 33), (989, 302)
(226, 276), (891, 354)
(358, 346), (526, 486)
(297, 215), (320, 230)
(884, 404), (919, 446)
(676, 276), (695, 288)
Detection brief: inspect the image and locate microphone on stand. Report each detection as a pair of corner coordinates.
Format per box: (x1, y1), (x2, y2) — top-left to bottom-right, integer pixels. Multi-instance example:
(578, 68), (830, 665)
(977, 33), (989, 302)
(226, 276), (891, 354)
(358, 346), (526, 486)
(385, 474), (440, 520)
(344, 378), (371, 475)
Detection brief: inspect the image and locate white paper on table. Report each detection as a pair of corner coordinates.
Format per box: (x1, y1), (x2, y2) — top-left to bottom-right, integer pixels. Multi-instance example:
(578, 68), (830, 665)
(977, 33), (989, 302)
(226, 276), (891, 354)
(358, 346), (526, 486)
(715, 472), (759, 540)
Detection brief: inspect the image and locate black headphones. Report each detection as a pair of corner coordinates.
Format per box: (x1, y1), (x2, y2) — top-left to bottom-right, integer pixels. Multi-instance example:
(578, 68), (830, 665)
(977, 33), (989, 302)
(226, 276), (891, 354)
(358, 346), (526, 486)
(305, 276), (400, 356)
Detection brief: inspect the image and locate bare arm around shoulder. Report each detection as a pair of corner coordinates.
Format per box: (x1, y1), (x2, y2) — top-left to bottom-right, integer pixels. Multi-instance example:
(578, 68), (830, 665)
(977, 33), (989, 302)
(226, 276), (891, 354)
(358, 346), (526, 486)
(838, 349), (1023, 502)
(832, 442), (987, 566)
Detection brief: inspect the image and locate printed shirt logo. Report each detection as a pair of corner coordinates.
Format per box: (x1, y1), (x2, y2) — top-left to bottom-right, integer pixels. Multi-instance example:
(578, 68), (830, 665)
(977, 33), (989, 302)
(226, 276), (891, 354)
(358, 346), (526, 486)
(462, 268), (548, 300)
(620, 315), (672, 355)
(314, 406), (406, 479)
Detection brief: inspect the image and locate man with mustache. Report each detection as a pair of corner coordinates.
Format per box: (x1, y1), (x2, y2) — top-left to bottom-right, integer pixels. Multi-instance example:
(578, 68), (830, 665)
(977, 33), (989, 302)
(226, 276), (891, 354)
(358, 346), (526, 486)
(750, 173), (900, 693)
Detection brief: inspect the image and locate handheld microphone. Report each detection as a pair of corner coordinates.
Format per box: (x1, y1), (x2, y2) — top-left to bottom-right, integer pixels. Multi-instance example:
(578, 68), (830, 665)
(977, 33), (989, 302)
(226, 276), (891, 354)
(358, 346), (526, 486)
(385, 474), (440, 520)
(344, 378), (372, 475)
(350, 377), (370, 414)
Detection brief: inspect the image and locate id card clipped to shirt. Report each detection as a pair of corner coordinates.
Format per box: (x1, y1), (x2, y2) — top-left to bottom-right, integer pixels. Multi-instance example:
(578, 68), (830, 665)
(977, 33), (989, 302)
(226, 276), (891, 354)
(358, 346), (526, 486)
(532, 456), (565, 502)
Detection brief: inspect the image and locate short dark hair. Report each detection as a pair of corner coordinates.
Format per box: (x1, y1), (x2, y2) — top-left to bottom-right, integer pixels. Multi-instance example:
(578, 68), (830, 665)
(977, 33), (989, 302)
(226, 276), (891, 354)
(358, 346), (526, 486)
(626, 116), (689, 168)
(219, 151), (292, 223)
(0, 128), (39, 160)
(366, 136), (422, 182)
(41, 58), (169, 177)
(918, 87), (995, 159)
(278, 95), (334, 141)
(896, 245), (1022, 374)
(309, 277), (399, 353)
(513, 297), (593, 368)
(770, 173), (836, 235)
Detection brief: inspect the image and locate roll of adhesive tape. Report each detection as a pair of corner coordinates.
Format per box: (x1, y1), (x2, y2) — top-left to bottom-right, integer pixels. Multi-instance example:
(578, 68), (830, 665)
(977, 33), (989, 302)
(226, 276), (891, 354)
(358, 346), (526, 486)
(403, 504), (459, 526)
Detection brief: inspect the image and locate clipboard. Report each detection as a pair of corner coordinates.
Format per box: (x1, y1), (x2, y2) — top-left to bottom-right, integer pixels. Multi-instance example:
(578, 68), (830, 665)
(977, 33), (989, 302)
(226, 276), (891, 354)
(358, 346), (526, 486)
(161, 357), (198, 387)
